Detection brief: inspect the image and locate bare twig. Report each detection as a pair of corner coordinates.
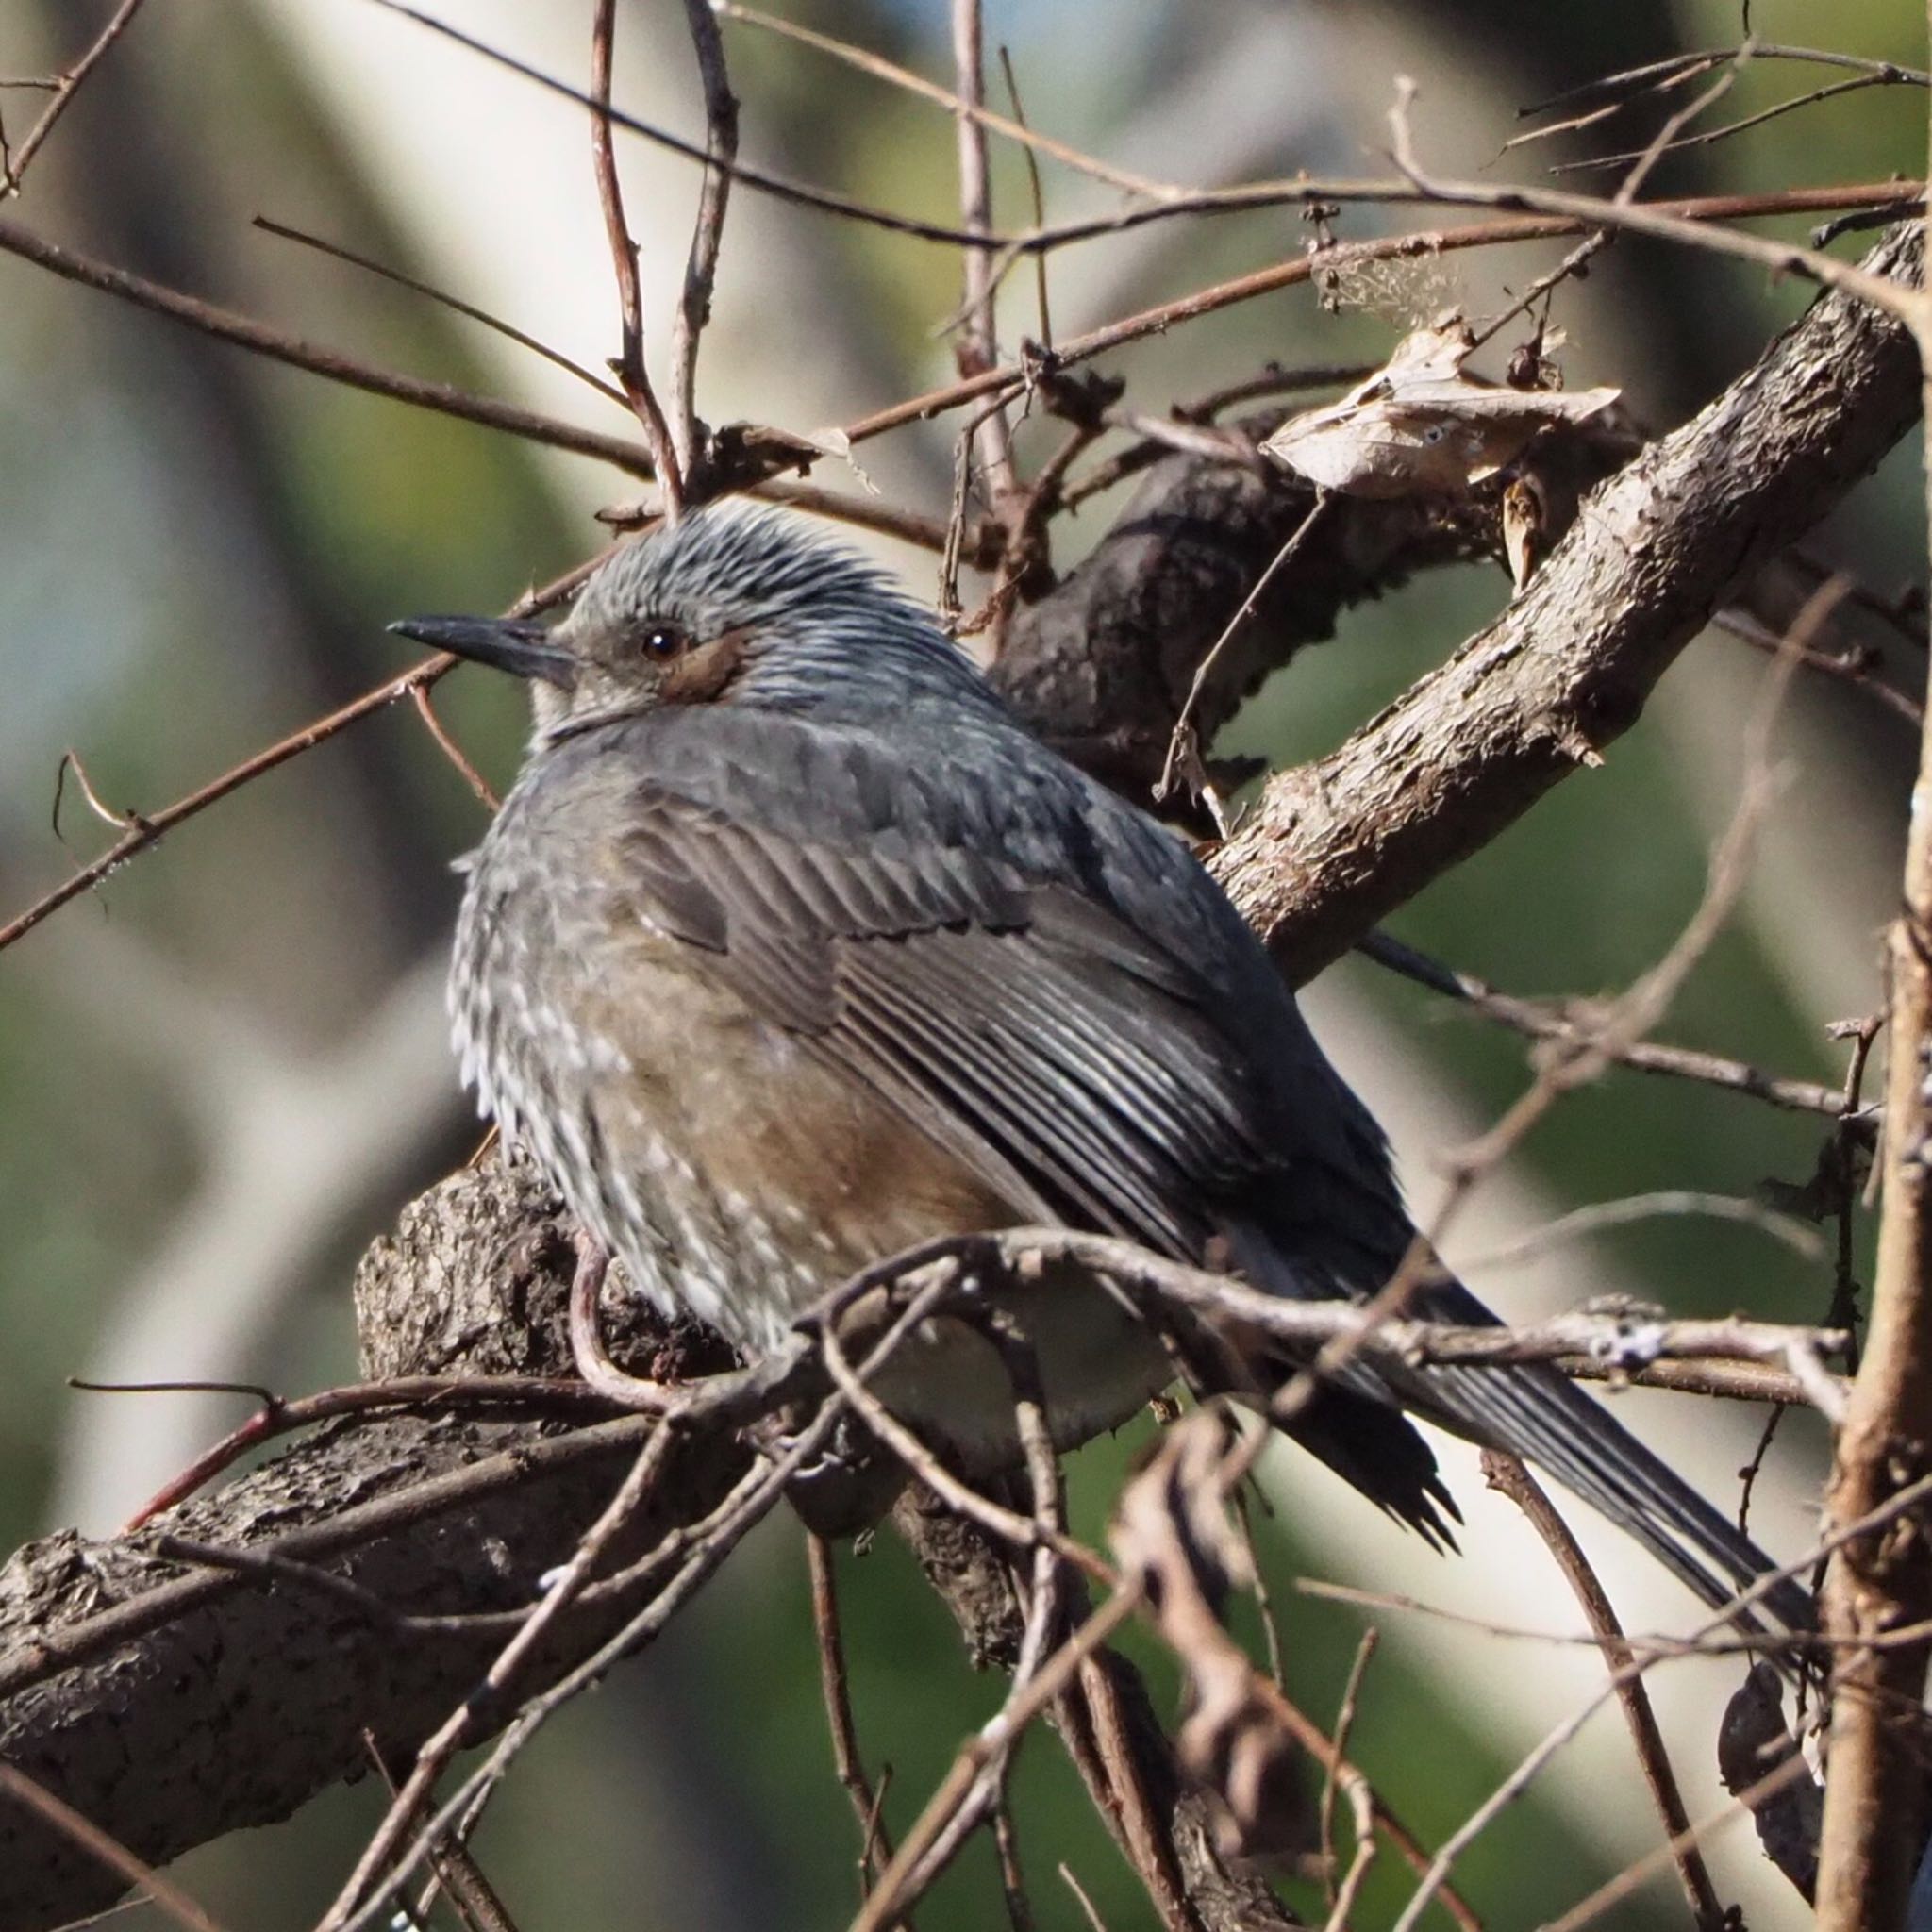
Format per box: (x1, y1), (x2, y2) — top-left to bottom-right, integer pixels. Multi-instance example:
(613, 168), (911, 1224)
(715, 5), (1175, 201)
(252, 213), (625, 407)
(1541, 1751), (1820, 1932)
(808, 1533), (897, 1895)
(0, 1766), (226, 1932)
(365, 1740), (523, 1932)
(1157, 491), (1330, 817)
(52, 749), (143, 838)
(816, 1316), (1108, 1584)
(329, 1269), (999, 1932)
(376, 2), (1929, 320)
(1716, 604), (1923, 725)
(588, 0), (683, 517)
(0, 0), (149, 196)
(410, 688), (500, 810)
(848, 1591), (1143, 1932)
(1460, 1189), (1824, 1271)
(1320, 1757), (1379, 1932)
(1319, 1627), (1378, 1914)
(0, 551), (606, 958)
(950, 0), (1015, 509)
(1384, 1461), (1932, 1931)
(1556, 74), (1910, 176)
(1611, 40), (1752, 206)
(1481, 1453), (1726, 1930)
(1513, 44), (1927, 139)
(997, 49), (1052, 353)
(0, 217), (665, 470)
(668, 0), (739, 475)
(0, 183), (1901, 523)
(116, 1372), (610, 1530)
(1357, 929), (1864, 1122)
(317, 1422), (685, 1928)
(1465, 231), (1609, 353)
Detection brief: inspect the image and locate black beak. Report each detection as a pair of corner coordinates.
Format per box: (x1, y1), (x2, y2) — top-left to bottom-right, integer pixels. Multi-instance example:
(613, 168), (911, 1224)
(389, 615), (577, 689)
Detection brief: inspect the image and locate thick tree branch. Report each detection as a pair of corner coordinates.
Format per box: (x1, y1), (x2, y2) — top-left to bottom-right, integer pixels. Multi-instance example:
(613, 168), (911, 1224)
(0, 1169), (746, 1932)
(1216, 223), (1924, 983)
(989, 428), (1493, 807)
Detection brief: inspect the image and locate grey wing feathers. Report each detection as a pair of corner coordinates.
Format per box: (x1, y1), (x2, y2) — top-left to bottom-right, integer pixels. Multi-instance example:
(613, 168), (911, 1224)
(619, 787), (1267, 1254)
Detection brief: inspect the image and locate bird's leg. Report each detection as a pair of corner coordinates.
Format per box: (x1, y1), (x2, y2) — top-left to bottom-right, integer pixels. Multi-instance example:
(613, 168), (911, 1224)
(566, 1225), (676, 1412)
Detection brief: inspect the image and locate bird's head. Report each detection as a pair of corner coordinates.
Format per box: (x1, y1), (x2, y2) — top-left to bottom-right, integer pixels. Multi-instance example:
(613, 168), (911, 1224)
(391, 506), (995, 742)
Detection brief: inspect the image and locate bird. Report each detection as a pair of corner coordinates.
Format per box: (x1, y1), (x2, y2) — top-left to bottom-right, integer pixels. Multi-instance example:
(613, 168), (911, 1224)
(392, 504), (1811, 1634)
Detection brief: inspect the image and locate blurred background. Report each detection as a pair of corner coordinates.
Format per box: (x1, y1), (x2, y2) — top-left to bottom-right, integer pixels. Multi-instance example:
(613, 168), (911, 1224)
(1, 0), (1924, 1925)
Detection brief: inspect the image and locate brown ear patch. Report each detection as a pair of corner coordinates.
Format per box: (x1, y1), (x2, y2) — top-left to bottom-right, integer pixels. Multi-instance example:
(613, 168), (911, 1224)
(659, 625), (752, 705)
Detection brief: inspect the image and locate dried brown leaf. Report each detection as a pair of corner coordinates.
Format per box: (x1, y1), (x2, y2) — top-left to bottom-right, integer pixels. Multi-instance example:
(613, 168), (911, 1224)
(1110, 1413), (1308, 1860)
(1262, 317), (1619, 501)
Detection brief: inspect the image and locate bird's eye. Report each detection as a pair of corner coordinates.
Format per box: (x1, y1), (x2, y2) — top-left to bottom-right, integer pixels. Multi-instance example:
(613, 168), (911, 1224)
(638, 624), (691, 661)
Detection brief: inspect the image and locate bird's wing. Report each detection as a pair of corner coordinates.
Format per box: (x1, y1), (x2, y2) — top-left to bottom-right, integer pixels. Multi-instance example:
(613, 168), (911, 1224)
(619, 783), (1273, 1261)
(608, 717), (1456, 1543)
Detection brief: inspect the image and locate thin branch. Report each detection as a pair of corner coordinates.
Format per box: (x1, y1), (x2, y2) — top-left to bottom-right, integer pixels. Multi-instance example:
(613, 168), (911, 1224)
(317, 1422), (682, 1927)
(1541, 1752), (1819, 1932)
(1552, 73), (1908, 176)
(374, 3), (1926, 315)
(808, 1533), (898, 1896)
(372, 0), (1032, 252)
(0, 214), (663, 472)
(1459, 1189), (1824, 1271)
(1357, 928), (1865, 1122)
(410, 687), (500, 810)
(1466, 231), (1610, 352)
(0, 551), (606, 958)
(0, 0), (149, 196)
(0, 184), (1902, 527)
(1318, 1627), (1378, 1916)
(327, 1268), (990, 1932)
(119, 1372), (610, 1530)
(252, 213), (626, 407)
(1386, 80), (1920, 325)
(1383, 1460), (1932, 1930)
(0, 1767), (227, 1932)
(1812, 128), (1932, 1927)
(816, 1318), (1108, 1583)
(668, 0), (739, 475)
(1158, 491), (1329, 814)
(1610, 39), (1751, 206)
(1514, 42), (1928, 139)
(715, 5), (1176, 201)
(588, 0), (683, 517)
(950, 0), (1015, 508)
(848, 1591), (1143, 1932)
(1716, 604), (1923, 725)
(997, 50), (1049, 353)
(1480, 1453), (1726, 1931)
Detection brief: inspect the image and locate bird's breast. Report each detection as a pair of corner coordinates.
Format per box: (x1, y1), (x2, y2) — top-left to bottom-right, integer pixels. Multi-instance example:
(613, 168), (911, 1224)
(451, 819), (1017, 1342)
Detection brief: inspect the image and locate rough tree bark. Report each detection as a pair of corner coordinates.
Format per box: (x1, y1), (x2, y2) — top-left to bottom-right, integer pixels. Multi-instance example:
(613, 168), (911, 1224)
(0, 224), (1924, 1929)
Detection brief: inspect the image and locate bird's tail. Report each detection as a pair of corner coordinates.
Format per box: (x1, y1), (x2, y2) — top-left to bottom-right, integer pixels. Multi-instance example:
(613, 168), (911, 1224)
(1414, 1336), (1815, 1636)
(1226, 1221), (1814, 1637)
